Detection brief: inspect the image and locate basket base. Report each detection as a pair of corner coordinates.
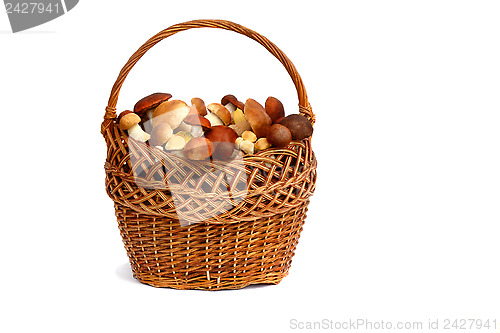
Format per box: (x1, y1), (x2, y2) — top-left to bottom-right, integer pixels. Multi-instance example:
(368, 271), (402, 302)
(116, 202), (308, 290)
(132, 269), (289, 290)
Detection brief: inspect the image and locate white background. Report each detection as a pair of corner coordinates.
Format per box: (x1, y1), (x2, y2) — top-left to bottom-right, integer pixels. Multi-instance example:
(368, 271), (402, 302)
(1, 1), (499, 332)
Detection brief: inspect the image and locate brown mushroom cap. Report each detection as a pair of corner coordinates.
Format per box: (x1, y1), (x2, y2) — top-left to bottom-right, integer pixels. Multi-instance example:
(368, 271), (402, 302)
(204, 126), (238, 160)
(117, 110), (134, 123)
(152, 100), (190, 129)
(191, 97), (208, 116)
(265, 96), (285, 124)
(149, 123), (174, 146)
(184, 115), (212, 132)
(221, 94), (245, 110)
(205, 126), (238, 144)
(207, 103), (231, 126)
(244, 98), (272, 138)
(153, 100), (188, 117)
(183, 137), (213, 160)
(278, 114), (313, 140)
(134, 93), (172, 116)
(119, 112), (141, 130)
(266, 124), (292, 147)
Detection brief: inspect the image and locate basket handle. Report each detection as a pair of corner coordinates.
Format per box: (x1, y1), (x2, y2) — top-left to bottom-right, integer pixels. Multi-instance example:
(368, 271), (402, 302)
(102, 19), (314, 134)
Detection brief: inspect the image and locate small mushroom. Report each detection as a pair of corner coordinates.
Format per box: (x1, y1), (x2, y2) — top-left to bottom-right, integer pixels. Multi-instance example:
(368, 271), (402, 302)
(117, 110), (133, 123)
(239, 139), (255, 155)
(152, 99), (190, 130)
(164, 134), (186, 151)
(175, 131), (194, 143)
(190, 97), (208, 116)
(265, 96), (285, 124)
(149, 123), (173, 146)
(184, 115), (211, 137)
(183, 137), (213, 160)
(278, 114), (313, 140)
(255, 137), (271, 151)
(221, 94), (245, 110)
(242, 130), (257, 143)
(119, 111), (151, 142)
(204, 126), (238, 160)
(232, 108), (246, 124)
(235, 137), (244, 149)
(207, 103), (231, 126)
(244, 98), (272, 138)
(266, 124), (292, 148)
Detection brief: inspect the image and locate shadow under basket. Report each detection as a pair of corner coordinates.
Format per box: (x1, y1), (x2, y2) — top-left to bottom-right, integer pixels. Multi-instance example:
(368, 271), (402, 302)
(102, 20), (317, 290)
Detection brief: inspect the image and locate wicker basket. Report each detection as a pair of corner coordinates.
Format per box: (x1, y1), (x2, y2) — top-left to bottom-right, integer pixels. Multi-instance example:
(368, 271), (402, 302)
(101, 19), (317, 290)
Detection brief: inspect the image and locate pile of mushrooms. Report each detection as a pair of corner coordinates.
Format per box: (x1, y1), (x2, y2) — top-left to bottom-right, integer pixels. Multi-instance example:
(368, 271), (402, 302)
(117, 93), (313, 161)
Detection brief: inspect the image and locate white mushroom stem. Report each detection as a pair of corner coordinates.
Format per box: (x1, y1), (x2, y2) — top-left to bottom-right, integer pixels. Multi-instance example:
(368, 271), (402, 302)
(224, 102), (236, 113)
(205, 112), (224, 127)
(224, 102), (236, 123)
(127, 123), (150, 142)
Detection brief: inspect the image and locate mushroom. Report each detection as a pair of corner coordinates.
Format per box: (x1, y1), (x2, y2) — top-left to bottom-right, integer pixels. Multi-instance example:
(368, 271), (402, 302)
(229, 108), (252, 136)
(164, 134), (186, 151)
(204, 126), (238, 160)
(241, 130), (257, 143)
(265, 96), (285, 124)
(266, 124), (292, 147)
(207, 103), (231, 126)
(184, 114), (211, 138)
(152, 100), (190, 130)
(190, 97), (208, 116)
(117, 110), (133, 122)
(224, 102), (236, 114)
(235, 137), (244, 149)
(232, 108), (246, 124)
(255, 137), (272, 151)
(221, 94), (245, 110)
(134, 93), (172, 120)
(244, 98), (272, 138)
(149, 123), (173, 146)
(278, 114), (313, 140)
(239, 139), (255, 155)
(119, 111), (151, 142)
(205, 112), (224, 127)
(175, 130), (194, 144)
(183, 137), (213, 160)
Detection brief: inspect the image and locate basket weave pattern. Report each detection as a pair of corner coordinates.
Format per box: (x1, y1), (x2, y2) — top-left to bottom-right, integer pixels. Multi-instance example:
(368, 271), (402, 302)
(102, 20), (317, 290)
